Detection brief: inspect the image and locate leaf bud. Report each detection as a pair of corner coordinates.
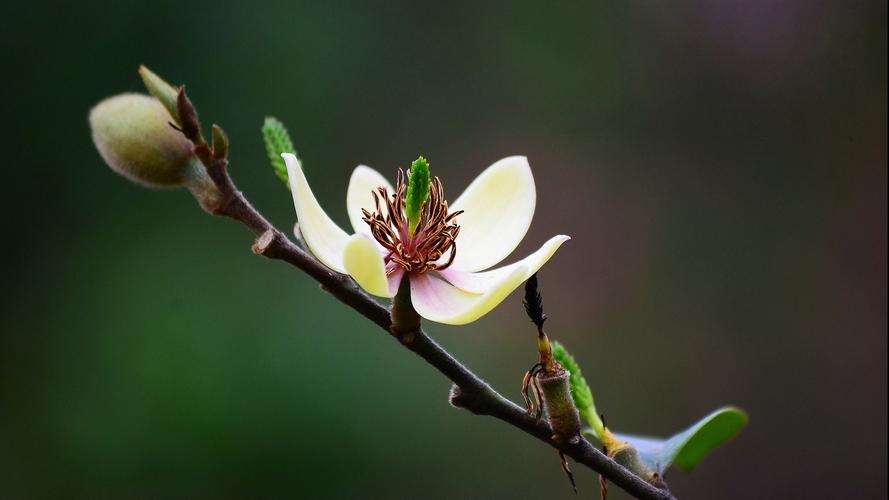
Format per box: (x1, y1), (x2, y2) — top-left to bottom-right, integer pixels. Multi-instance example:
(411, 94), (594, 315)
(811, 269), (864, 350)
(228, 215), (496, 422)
(138, 65), (181, 124)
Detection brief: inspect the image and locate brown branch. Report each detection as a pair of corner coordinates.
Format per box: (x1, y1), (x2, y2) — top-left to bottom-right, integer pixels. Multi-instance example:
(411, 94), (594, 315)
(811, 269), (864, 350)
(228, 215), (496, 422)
(187, 146), (675, 500)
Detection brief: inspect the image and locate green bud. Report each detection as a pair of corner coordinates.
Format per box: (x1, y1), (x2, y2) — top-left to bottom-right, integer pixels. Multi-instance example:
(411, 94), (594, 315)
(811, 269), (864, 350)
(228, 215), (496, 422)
(405, 156), (431, 234)
(139, 65), (181, 124)
(90, 93), (194, 187)
(211, 124), (229, 159)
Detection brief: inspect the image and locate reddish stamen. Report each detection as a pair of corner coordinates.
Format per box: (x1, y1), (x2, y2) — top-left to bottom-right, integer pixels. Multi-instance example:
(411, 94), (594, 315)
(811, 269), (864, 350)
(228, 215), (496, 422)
(361, 169), (462, 274)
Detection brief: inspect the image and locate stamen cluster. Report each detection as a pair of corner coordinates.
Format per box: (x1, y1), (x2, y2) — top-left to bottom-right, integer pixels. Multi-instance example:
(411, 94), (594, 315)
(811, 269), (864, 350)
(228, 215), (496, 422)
(362, 169), (463, 274)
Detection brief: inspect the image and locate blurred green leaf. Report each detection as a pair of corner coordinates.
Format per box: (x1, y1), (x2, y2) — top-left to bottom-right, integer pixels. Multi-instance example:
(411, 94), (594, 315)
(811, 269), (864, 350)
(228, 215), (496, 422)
(613, 407), (748, 473)
(558, 339), (747, 474)
(262, 117), (295, 188)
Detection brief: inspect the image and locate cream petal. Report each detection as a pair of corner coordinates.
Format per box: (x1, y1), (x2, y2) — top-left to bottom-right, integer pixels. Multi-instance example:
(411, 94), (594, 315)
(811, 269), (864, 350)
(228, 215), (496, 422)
(346, 165), (394, 236)
(343, 234), (400, 298)
(449, 156), (536, 272)
(438, 235), (570, 294)
(284, 153), (350, 273)
(409, 266), (529, 325)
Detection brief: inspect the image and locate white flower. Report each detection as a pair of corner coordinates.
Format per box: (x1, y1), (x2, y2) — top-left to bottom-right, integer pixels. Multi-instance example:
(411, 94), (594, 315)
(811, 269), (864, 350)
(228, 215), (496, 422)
(284, 153), (569, 325)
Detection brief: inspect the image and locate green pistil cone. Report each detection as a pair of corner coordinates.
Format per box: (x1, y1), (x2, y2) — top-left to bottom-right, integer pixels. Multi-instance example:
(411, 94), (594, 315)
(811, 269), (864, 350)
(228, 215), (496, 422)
(262, 117), (295, 188)
(405, 156), (431, 234)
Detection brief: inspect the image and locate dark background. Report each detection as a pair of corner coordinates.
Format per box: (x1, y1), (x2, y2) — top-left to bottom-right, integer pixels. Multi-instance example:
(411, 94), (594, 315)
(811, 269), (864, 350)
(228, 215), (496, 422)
(2, 1), (886, 498)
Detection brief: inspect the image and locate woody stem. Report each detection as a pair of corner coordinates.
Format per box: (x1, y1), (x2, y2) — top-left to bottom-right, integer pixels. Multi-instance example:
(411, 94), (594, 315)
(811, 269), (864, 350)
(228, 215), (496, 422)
(190, 146), (675, 500)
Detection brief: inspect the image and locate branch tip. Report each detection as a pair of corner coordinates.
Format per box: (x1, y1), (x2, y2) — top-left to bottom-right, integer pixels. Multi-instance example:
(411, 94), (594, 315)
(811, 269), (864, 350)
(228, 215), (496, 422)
(127, 89), (676, 500)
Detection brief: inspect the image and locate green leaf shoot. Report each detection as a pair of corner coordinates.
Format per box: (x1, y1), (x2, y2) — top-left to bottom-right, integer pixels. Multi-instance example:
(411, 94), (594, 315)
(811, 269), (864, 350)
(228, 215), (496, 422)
(139, 65), (180, 124)
(262, 117), (295, 188)
(552, 341), (604, 438)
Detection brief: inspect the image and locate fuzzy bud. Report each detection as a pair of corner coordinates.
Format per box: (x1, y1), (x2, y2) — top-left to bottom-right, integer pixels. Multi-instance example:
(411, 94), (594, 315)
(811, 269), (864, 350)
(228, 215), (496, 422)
(89, 93), (194, 187)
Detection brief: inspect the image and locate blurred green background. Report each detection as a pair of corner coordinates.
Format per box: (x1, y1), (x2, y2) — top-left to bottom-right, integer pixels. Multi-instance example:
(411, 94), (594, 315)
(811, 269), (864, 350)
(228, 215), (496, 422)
(2, 1), (886, 498)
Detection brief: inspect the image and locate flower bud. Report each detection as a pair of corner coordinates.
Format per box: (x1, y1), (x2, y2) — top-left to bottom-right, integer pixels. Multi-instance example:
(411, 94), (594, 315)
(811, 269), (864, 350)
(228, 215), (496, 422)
(89, 93), (194, 187)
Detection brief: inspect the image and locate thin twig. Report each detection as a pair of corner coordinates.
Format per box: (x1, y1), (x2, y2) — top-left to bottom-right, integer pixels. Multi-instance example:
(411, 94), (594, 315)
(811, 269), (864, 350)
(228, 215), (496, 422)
(184, 133), (675, 500)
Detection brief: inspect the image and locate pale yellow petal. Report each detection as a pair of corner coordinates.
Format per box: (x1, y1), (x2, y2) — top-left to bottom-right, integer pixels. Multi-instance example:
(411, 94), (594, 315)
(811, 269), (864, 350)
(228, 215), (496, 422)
(343, 234), (399, 298)
(409, 266), (529, 325)
(284, 153), (349, 273)
(450, 156), (536, 272)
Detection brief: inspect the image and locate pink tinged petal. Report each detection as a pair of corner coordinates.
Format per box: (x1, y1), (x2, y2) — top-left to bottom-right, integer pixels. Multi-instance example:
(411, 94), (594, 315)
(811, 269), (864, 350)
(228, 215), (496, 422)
(409, 266), (529, 325)
(387, 267), (405, 297)
(284, 153), (350, 273)
(449, 156), (536, 272)
(438, 235), (570, 294)
(346, 165), (394, 236)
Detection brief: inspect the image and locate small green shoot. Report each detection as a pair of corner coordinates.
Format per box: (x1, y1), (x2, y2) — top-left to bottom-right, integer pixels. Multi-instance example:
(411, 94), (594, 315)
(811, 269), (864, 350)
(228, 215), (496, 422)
(262, 117), (295, 188)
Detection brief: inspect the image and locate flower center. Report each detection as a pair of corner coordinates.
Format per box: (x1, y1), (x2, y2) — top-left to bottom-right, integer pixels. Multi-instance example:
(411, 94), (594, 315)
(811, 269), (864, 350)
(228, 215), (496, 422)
(362, 169), (463, 274)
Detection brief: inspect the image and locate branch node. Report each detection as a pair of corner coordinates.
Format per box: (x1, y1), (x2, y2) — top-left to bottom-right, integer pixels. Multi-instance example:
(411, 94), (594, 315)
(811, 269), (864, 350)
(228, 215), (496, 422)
(537, 369), (582, 447)
(448, 384), (494, 416)
(448, 384), (465, 409)
(252, 229), (277, 255)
